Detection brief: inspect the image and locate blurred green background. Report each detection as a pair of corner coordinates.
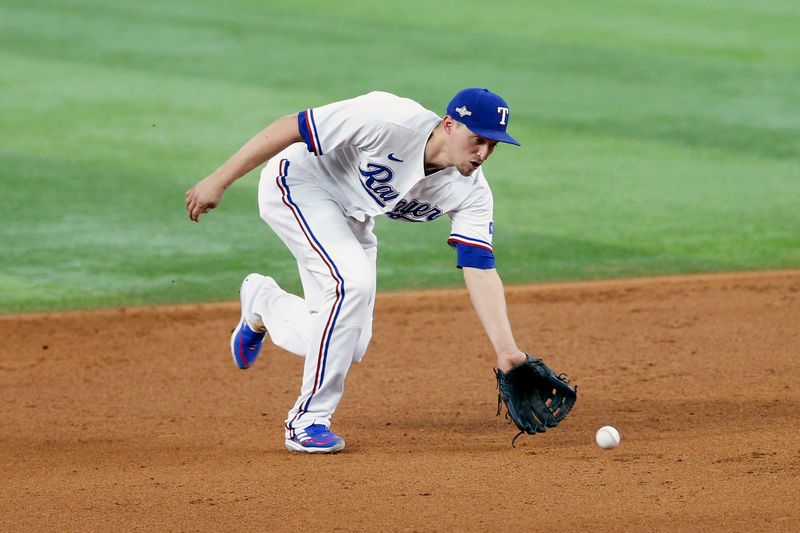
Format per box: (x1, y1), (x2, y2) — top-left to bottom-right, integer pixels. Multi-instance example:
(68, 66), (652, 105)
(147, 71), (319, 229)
(1, 0), (798, 312)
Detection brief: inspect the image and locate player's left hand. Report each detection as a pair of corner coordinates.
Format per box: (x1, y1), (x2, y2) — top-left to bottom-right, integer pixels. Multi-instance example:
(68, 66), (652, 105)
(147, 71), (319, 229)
(185, 176), (226, 222)
(495, 354), (577, 446)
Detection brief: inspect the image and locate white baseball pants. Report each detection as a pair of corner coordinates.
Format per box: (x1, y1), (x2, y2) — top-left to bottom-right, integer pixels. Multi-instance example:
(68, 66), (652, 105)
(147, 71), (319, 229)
(253, 157), (377, 435)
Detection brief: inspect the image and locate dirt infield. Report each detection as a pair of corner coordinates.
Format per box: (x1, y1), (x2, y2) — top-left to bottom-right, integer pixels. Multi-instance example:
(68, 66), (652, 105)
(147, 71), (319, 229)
(2, 271), (799, 531)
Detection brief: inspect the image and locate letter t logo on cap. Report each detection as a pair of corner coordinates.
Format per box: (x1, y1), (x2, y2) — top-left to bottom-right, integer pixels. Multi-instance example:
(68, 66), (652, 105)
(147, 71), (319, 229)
(497, 106), (509, 126)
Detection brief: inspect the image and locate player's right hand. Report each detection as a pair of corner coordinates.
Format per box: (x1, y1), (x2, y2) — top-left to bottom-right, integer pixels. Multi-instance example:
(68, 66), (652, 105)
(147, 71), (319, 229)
(185, 176), (226, 222)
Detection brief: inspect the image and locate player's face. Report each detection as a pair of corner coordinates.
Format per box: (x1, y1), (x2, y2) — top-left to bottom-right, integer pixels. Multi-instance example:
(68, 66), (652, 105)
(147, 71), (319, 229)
(449, 121), (498, 176)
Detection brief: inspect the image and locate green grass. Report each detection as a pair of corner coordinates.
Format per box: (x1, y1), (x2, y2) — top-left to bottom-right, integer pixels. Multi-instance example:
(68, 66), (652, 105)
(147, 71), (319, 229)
(1, 0), (798, 312)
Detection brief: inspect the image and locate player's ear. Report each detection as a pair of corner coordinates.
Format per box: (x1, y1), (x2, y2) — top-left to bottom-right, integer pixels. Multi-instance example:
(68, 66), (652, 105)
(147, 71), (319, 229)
(443, 116), (457, 134)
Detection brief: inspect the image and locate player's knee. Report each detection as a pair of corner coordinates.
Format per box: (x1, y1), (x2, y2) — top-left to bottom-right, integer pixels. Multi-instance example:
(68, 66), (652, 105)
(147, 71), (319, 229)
(317, 259), (374, 323)
(340, 270), (375, 308)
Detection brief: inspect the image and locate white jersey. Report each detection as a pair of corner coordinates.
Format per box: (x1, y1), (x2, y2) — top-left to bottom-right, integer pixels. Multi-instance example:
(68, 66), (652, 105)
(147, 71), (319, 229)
(280, 91), (495, 254)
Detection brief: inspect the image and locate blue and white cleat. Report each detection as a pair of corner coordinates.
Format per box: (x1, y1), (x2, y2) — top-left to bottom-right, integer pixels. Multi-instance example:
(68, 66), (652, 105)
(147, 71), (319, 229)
(231, 273), (268, 369)
(285, 424), (346, 454)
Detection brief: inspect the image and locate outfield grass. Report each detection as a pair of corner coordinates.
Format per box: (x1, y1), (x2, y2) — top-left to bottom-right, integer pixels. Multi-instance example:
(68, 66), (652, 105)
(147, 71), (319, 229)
(1, 0), (798, 312)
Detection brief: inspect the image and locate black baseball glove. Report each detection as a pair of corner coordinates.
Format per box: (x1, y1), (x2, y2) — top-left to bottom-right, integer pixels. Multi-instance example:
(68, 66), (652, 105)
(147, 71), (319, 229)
(495, 354), (577, 446)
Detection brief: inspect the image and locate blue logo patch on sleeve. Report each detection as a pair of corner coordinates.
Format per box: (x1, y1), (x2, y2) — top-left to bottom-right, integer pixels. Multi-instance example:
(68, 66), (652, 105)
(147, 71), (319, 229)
(489, 221), (494, 235)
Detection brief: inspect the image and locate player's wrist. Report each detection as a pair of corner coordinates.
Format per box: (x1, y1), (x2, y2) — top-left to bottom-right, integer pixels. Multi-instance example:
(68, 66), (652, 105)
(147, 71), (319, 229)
(496, 350), (526, 372)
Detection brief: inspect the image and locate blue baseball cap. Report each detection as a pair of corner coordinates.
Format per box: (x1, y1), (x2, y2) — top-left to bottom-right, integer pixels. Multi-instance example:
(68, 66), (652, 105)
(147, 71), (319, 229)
(446, 88), (520, 146)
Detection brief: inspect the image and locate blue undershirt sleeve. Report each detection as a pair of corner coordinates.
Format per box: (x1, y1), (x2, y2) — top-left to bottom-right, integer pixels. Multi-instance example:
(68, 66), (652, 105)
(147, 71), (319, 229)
(297, 110), (319, 155)
(455, 242), (495, 270)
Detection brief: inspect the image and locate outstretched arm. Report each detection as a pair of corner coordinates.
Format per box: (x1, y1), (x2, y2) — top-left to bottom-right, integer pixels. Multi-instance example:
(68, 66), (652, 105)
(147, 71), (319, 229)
(462, 267), (527, 372)
(185, 114), (302, 222)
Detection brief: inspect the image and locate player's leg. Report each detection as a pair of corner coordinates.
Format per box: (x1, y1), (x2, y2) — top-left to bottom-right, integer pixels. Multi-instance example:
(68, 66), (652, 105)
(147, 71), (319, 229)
(258, 159), (377, 452)
(246, 276), (313, 357)
(276, 201), (374, 450)
(237, 256), (326, 360)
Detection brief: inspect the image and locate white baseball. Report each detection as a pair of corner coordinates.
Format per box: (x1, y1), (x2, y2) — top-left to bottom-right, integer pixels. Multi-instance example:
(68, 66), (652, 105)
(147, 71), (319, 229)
(595, 426), (621, 449)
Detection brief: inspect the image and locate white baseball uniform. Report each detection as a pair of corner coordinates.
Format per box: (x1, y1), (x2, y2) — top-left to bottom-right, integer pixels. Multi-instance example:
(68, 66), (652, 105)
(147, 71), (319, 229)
(249, 91), (496, 437)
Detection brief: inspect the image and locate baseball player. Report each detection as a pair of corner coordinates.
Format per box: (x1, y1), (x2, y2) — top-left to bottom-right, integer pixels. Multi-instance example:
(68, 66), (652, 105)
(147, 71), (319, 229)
(186, 88), (535, 453)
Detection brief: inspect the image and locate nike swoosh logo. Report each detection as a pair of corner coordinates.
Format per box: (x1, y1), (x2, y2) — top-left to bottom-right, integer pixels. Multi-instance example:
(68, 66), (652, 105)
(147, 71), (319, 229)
(387, 153), (404, 162)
